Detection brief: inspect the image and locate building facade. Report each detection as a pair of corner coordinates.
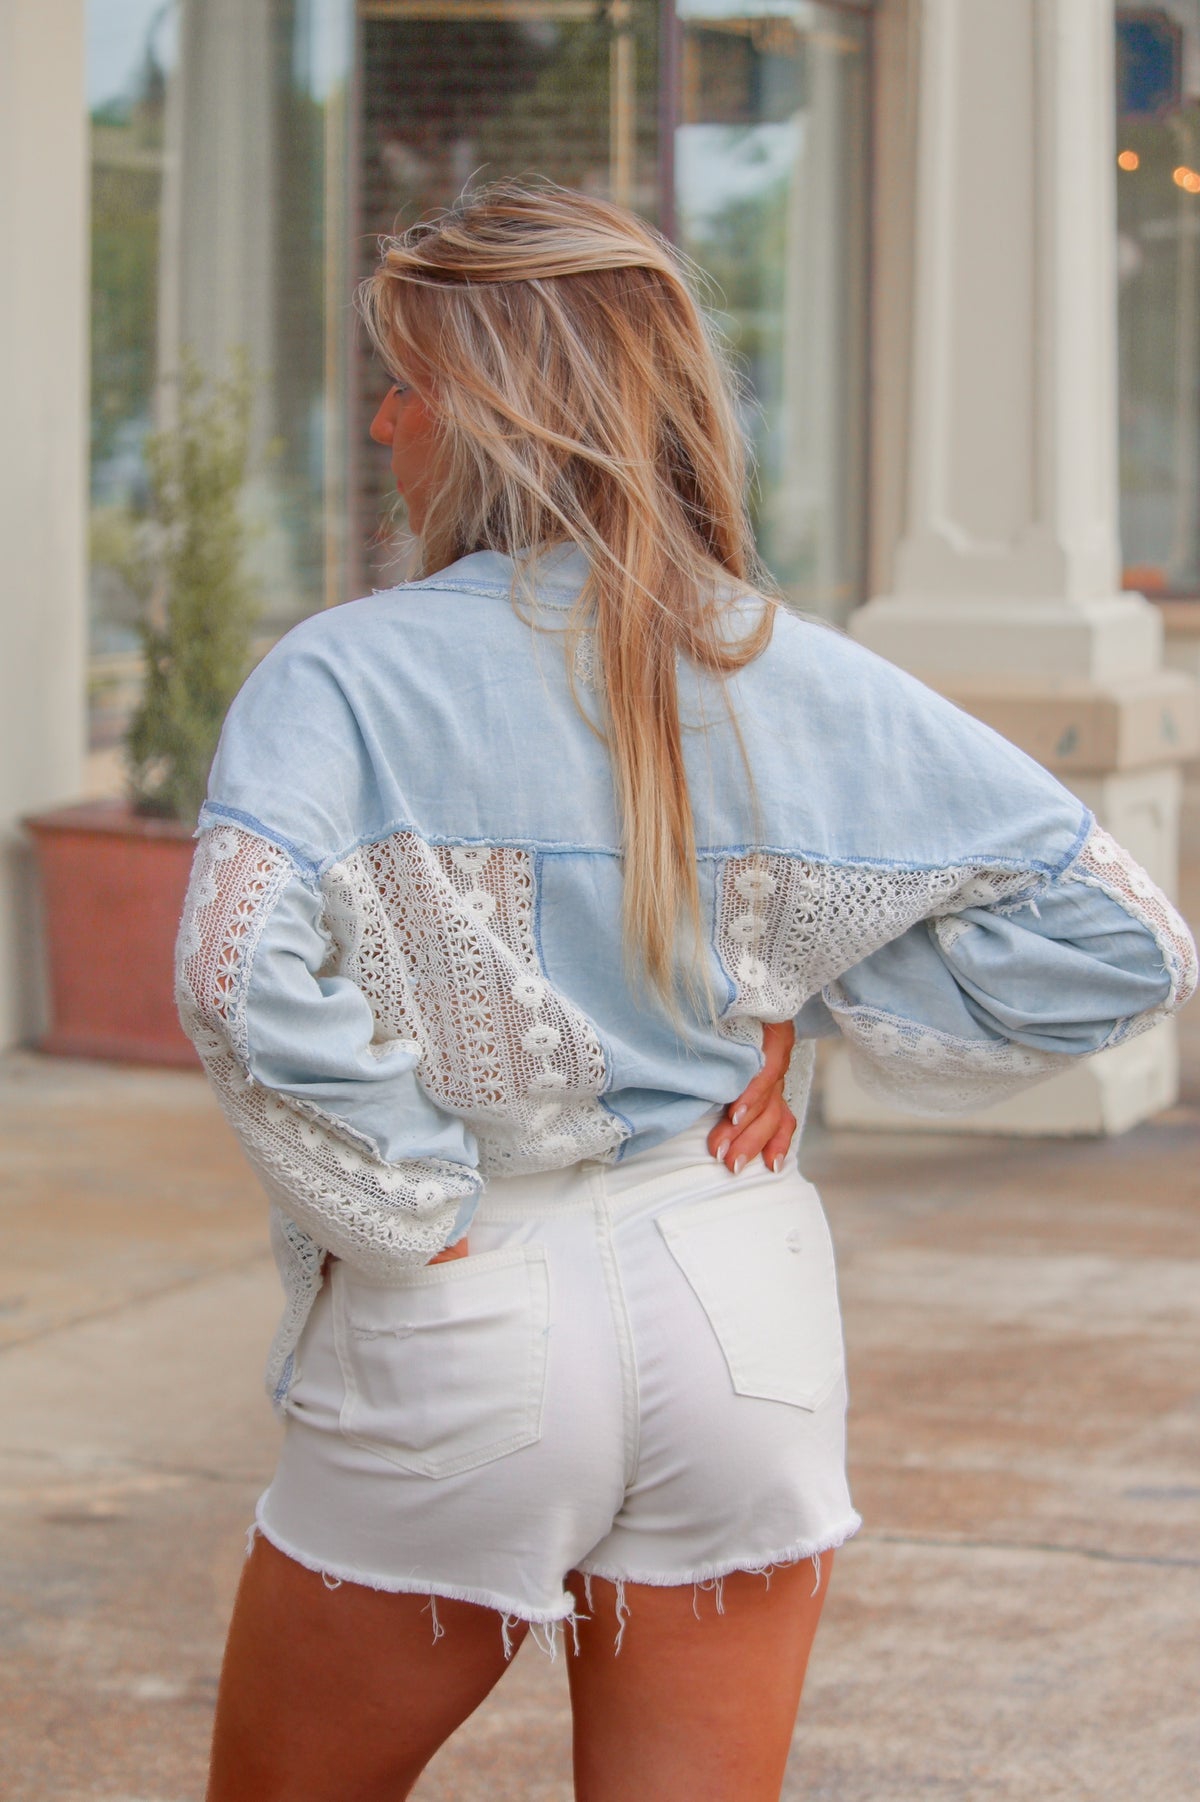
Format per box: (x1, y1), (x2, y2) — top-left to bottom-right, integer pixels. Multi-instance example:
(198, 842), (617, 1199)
(2, 0), (1197, 1132)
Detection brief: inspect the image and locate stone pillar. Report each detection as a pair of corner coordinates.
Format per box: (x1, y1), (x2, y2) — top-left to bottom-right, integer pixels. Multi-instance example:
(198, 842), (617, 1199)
(0, 0), (88, 1048)
(825, 0), (1199, 1136)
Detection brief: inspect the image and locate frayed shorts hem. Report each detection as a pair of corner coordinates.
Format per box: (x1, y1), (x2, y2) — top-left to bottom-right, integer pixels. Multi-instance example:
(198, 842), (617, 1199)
(251, 1497), (862, 1630)
(574, 1511), (864, 1590)
(251, 1503), (577, 1630)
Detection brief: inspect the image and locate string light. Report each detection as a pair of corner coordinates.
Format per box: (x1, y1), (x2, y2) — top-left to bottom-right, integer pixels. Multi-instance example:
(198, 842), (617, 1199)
(1118, 149), (1140, 171)
(1173, 165), (1200, 192)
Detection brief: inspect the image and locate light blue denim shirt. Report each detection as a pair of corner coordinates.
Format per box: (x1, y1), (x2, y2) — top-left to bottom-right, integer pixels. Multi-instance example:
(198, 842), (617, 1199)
(175, 545), (1197, 1401)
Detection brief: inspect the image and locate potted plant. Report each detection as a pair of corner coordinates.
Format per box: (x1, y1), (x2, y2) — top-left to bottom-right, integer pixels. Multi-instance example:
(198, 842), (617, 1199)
(25, 357), (259, 1065)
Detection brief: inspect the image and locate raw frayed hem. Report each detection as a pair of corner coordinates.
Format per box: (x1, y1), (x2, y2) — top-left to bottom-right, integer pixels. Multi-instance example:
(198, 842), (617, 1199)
(248, 1510), (577, 1660)
(576, 1510), (863, 1647)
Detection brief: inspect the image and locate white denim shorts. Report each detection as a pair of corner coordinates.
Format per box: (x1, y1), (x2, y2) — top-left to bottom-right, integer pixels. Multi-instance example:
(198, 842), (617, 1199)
(256, 1110), (861, 1640)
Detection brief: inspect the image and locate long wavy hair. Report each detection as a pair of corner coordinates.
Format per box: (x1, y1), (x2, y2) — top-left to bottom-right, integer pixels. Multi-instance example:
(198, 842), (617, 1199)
(358, 180), (774, 1008)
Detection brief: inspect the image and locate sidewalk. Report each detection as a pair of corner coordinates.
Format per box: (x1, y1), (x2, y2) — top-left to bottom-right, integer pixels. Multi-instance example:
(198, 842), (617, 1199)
(1, 950), (1197, 1799)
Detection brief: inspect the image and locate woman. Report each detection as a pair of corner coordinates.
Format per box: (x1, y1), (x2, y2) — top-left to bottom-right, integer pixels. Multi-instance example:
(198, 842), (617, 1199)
(178, 183), (1196, 1801)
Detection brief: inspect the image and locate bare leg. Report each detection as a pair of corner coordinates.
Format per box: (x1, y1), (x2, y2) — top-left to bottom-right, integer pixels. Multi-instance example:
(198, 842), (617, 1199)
(206, 1535), (529, 1802)
(567, 1555), (832, 1802)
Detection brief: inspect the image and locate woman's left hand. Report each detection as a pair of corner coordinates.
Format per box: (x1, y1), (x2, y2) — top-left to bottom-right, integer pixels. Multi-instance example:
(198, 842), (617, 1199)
(428, 1238), (470, 1265)
(708, 1018), (798, 1175)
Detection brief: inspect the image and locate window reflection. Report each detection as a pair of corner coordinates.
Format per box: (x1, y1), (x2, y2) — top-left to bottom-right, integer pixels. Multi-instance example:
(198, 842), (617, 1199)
(354, 0), (661, 590)
(87, 0), (353, 753)
(88, 0), (873, 743)
(1117, 1), (1200, 596)
(674, 0), (870, 621)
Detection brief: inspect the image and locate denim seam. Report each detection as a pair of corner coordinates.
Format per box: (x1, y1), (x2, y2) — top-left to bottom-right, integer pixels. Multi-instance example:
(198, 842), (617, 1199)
(588, 1169), (642, 1492)
(197, 802), (322, 879)
(200, 809), (1089, 885)
(603, 1096), (637, 1153)
(1043, 805), (1095, 884)
(396, 577), (578, 608)
(708, 860), (739, 1023)
(531, 848), (631, 1145)
(531, 847), (549, 975)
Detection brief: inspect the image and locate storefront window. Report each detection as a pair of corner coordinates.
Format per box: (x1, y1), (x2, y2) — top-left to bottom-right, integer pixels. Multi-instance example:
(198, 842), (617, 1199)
(355, 0), (871, 617)
(1116, 2), (1200, 596)
(87, 0), (353, 755)
(673, 1), (870, 620)
(355, 0), (662, 590)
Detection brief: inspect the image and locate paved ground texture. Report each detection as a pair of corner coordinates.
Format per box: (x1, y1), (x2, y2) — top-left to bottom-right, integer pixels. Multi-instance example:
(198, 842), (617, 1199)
(2, 920), (1199, 1799)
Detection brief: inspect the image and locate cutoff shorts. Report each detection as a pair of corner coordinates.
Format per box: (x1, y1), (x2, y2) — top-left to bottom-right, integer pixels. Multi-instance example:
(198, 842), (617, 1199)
(256, 1110), (862, 1634)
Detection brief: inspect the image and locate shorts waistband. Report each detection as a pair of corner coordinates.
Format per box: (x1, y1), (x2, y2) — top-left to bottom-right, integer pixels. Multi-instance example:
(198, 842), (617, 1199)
(475, 1106), (729, 1222)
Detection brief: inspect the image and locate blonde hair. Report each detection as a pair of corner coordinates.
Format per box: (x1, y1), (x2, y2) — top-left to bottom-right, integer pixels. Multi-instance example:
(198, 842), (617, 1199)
(358, 180), (774, 1007)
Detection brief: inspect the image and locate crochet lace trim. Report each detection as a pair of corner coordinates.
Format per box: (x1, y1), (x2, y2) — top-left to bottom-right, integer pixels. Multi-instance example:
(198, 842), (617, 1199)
(1068, 822), (1198, 1032)
(176, 826), (484, 1395)
(177, 825), (628, 1392)
(322, 836), (625, 1174)
(715, 849), (1039, 1115)
(714, 818), (1195, 1115)
(715, 851), (1036, 1024)
(822, 995), (1072, 1114)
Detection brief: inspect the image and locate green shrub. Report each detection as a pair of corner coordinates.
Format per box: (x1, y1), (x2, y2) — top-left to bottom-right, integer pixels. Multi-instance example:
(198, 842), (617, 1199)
(125, 353), (259, 825)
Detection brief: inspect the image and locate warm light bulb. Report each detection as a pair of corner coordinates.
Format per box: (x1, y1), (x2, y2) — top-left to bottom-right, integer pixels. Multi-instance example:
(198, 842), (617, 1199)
(1118, 149), (1140, 171)
(1173, 165), (1197, 188)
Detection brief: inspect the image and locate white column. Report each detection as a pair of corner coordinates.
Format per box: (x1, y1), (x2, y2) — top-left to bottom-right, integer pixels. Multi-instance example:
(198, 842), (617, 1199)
(857, 0), (1156, 670)
(158, 0), (276, 409)
(777, 33), (842, 604)
(0, 0), (88, 1048)
(827, 0), (1199, 1136)
(158, 0), (294, 602)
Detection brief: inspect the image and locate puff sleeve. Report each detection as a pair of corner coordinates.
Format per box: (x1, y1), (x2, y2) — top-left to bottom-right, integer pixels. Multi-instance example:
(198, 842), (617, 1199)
(816, 821), (1196, 1114)
(175, 823), (482, 1271)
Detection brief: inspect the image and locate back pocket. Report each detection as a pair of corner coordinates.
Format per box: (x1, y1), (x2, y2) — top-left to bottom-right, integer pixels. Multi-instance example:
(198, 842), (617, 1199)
(656, 1178), (843, 1411)
(331, 1246), (550, 1479)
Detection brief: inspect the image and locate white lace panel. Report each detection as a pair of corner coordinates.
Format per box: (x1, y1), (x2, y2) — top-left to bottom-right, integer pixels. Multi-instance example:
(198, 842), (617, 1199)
(1068, 821), (1198, 1038)
(715, 823), (1198, 1119)
(175, 826), (480, 1290)
(715, 852), (1044, 1119)
(715, 852), (1035, 1025)
(571, 626), (600, 694)
(176, 824), (293, 1064)
(321, 836), (626, 1176)
(824, 995), (1071, 1115)
(267, 1204), (327, 1404)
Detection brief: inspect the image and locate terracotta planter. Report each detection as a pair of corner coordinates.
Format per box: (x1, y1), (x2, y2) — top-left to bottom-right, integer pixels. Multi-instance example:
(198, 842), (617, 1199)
(24, 800), (199, 1067)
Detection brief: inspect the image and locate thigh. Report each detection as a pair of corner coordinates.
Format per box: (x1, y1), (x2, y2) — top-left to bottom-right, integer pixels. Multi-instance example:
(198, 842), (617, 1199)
(206, 1535), (527, 1802)
(566, 1555), (832, 1802)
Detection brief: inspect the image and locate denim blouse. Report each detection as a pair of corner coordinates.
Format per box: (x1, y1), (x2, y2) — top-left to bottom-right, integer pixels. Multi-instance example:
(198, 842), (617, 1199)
(175, 545), (1197, 1403)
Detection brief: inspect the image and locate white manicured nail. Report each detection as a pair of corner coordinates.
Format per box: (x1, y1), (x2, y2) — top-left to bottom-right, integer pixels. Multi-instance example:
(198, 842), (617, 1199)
(713, 1138), (731, 1162)
(732, 1106), (747, 1127)
(733, 1156), (746, 1176)
(772, 1155), (784, 1174)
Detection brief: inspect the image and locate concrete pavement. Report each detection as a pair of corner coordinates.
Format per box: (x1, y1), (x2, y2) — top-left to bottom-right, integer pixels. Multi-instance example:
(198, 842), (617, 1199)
(1, 989), (1198, 1799)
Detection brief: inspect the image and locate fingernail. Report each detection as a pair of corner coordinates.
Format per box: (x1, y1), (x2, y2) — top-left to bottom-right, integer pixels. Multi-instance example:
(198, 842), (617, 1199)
(733, 1156), (746, 1176)
(772, 1155), (784, 1174)
(713, 1138), (731, 1162)
(731, 1106), (747, 1127)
